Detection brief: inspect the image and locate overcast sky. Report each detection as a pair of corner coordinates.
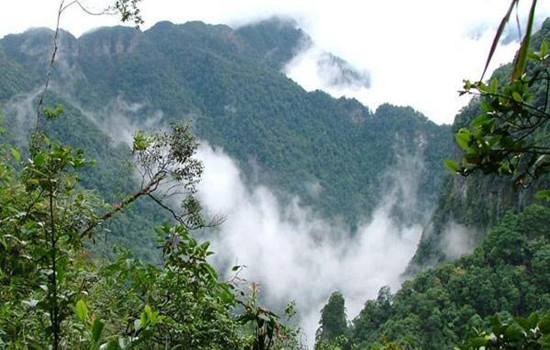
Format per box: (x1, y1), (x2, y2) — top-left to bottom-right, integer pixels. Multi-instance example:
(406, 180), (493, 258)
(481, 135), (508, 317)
(2, 0), (550, 124)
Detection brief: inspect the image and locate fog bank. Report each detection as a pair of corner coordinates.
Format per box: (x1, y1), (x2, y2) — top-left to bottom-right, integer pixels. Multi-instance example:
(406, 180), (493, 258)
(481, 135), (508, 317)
(196, 143), (423, 345)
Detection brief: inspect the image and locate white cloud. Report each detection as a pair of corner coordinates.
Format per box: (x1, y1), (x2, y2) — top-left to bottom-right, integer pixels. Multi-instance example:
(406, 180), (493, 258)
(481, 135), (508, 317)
(3, 1), (550, 124)
(440, 221), (477, 260)
(196, 143), (423, 346)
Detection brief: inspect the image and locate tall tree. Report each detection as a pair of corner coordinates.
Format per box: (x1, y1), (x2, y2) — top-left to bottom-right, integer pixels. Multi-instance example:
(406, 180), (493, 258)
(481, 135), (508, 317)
(316, 292), (349, 344)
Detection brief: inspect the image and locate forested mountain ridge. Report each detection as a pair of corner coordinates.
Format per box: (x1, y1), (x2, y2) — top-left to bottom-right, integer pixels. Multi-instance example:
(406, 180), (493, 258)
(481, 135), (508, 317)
(0, 18), (452, 241)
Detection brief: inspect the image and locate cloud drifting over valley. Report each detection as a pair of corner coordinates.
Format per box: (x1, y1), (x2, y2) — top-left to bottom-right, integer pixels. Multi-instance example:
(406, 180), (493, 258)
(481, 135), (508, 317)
(3, 1), (550, 124)
(196, 143), (423, 345)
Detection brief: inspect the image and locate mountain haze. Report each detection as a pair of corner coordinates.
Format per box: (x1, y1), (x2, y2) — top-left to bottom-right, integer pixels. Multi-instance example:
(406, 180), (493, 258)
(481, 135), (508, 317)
(0, 18), (453, 239)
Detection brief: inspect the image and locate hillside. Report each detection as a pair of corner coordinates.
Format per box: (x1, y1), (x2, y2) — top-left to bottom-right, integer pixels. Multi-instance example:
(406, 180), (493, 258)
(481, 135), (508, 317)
(346, 204), (550, 349)
(0, 19), (453, 252)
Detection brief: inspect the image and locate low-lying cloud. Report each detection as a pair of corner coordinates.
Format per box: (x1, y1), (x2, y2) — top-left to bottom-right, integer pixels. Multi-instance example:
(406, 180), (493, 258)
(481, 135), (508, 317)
(284, 47), (371, 92)
(196, 143), (423, 345)
(440, 221), (476, 260)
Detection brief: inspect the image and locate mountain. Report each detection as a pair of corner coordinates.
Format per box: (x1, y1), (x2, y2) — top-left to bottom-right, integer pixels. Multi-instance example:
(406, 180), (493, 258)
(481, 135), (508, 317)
(0, 18), (453, 254)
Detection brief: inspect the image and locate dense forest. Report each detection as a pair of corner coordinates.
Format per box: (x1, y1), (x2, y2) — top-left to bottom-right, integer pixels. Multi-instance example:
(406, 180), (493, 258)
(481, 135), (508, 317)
(1, 1), (549, 349)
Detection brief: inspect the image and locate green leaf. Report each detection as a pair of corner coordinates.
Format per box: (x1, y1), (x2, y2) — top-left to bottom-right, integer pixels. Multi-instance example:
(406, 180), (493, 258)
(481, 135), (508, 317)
(33, 153), (46, 167)
(455, 130), (472, 151)
(512, 91), (523, 102)
(444, 160), (460, 172)
(490, 315), (504, 336)
(468, 336), (489, 347)
(91, 318), (105, 343)
(76, 299), (88, 323)
(471, 114), (491, 128)
(489, 78), (499, 94)
(480, 0), (519, 81)
(105, 339), (122, 350)
(541, 40), (549, 58)
(512, 0), (536, 81)
(463, 154), (481, 165)
(10, 148), (21, 161)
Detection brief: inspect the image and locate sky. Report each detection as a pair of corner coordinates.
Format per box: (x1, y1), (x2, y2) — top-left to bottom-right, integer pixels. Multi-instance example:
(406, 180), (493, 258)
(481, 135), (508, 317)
(2, 0), (550, 124)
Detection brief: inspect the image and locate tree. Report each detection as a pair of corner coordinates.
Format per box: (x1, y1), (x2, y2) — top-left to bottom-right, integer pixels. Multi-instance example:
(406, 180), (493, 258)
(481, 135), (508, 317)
(316, 292), (349, 349)
(447, 0), (550, 198)
(0, 2), (305, 348)
(458, 312), (550, 349)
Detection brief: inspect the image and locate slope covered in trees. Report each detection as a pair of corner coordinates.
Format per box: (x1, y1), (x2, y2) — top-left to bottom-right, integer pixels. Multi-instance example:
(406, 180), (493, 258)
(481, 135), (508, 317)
(0, 19), (452, 231)
(316, 205), (550, 349)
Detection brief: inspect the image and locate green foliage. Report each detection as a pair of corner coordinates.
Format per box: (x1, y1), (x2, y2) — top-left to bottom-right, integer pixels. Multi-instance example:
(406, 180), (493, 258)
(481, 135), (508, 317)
(0, 19), (453, 234)
(0, 106), (300, 348)
(458, 312), (550, 349)
(349, 205), (550, 350)
(110, 0), (144, 27)
(316, 292), (350, 349)
(236, 283), (302, 350)
(0, 137), (302, 348)
(449, 7), (550, 189)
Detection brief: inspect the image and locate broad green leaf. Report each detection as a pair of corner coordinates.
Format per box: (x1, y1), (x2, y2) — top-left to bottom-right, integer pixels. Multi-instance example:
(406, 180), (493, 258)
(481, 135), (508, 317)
(541, 40), (548, 58)
(490, 315), (504, 336)
(455, 130), (472, 151)
(444, 160), (460, 172)
(33, 153), (46, 167)
(512, 91), (523, 102)
(489, 78), (499, 93)
(512, 0), (537, 82)
(10, 148), (21, 161)
(91, 318), (105, 343)
(468, 336), (489, 347)
(76, 299), (88, 323)
(504, 323), (523, 341)
(471, 114), (491, 128)
(105, 339), (122, 350)
(480, 0), (519, 81)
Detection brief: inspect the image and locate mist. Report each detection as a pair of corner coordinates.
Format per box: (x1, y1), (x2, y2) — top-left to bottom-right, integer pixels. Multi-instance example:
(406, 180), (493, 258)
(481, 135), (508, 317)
(6, 1), (550, 125)
(195, 143), (424, 345)
(440, 221), (476, 260)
